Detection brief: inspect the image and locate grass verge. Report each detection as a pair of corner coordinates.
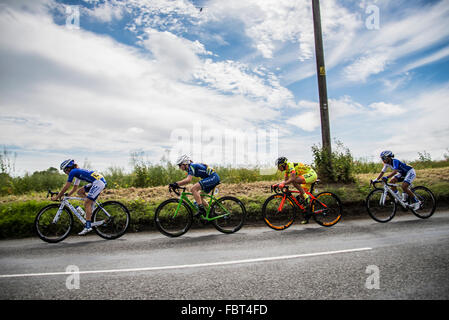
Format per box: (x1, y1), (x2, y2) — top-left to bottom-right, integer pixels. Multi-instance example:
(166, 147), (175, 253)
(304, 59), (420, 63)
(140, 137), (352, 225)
(1, 167), (448, 239)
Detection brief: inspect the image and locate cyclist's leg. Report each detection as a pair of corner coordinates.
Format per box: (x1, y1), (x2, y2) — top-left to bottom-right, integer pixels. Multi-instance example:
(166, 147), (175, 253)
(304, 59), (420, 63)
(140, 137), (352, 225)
(191, 183), (206, 207)
(390, 173), (402, 193)
(84, 180), (106, 222)
(402, 169), (417, 200)
(292, 176), (307, 199)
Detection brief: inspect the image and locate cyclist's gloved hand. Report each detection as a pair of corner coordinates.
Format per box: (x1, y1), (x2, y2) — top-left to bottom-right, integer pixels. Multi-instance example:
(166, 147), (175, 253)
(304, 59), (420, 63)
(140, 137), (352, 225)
(278, 183), (285, 189)
(382, 176), (389, 182)
(169, 182), (179, 189)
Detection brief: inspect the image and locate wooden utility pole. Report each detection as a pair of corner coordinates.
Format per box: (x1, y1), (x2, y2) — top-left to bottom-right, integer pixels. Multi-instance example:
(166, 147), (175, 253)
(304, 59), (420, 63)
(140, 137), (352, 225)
(312, 0), (332, 156)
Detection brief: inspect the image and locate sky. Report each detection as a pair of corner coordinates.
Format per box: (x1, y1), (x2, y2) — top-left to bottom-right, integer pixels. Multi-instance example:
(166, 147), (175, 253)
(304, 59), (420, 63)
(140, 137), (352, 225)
(1, 0), (449, 175)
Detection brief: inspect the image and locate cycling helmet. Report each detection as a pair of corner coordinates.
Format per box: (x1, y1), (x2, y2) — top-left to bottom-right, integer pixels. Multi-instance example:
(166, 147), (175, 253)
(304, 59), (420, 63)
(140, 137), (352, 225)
(176, 154), (191, 165)
(380, 150), (394, 160)
(276, 157), (288, 167)
(60, 159), (75, 171)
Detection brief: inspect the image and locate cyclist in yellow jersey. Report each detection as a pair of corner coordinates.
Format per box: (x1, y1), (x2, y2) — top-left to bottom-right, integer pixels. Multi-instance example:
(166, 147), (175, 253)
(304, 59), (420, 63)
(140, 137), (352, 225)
(274, 156), (317, 208)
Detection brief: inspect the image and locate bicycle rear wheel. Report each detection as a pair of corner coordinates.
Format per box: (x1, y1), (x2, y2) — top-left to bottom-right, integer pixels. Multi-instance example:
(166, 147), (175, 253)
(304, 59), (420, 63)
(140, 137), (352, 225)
(35, 204), (73, 243)
(210, 196), (247, 234)
(262, 194), (296, 230)
(366, 189), (397, 223)
(154, 198), (193, 237)
(92, 201), (130, 240)
(311, 192), (342, 227)
(410, 186), (436, 219)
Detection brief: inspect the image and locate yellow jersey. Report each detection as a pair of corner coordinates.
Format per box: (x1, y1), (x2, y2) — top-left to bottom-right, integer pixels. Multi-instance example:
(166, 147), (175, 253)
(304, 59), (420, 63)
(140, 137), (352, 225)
(284, 162), (314, 178)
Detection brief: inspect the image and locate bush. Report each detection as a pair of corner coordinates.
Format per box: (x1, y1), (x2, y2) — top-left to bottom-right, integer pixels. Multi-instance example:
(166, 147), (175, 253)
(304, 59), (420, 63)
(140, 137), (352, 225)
(312, 140), (356, 183)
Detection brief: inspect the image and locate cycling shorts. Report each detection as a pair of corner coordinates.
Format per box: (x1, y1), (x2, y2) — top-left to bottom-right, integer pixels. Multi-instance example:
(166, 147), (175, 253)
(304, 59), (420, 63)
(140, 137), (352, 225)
(84, 179), (106, 201)
(394, 168), (416, 185)
(199, 172), (220, 194)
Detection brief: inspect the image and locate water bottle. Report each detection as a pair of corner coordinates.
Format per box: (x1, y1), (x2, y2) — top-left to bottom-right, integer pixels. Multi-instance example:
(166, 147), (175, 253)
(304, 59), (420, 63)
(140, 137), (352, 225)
(76, 206), (86, 218)
(402, 193), (408, 203)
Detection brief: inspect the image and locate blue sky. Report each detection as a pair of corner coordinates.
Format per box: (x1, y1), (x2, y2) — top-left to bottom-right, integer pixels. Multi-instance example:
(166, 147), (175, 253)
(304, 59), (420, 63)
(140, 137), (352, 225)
(1, 0), (449, 175)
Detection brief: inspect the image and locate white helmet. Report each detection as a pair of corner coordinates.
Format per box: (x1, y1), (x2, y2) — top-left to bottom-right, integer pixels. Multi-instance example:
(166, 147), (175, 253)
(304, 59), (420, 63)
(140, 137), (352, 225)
(176, 154), (191, 165)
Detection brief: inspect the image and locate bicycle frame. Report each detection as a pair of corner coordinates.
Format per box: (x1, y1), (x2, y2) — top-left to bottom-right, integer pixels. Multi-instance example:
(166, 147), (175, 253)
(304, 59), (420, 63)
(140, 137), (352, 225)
(53, 196), (108, 227)
(273, 186), (327, 215)
(375, 181), (412, 209)
(172, 188), (230, 222)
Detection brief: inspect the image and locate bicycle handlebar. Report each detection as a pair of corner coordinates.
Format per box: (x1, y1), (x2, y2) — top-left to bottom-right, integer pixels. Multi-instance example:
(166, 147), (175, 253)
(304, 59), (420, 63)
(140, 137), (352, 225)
(270, 184), (290, 194)
(370, 179), (399, 188)
(169, 185), (186, 196)
(47, 189), (68, 200)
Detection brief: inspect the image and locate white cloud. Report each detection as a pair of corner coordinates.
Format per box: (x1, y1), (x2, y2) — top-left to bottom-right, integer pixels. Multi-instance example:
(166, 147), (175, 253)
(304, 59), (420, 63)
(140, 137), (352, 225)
(342, 0), (449, 83)
(85, 1), (123, 22)
(368, 102), (405, 116)
(0, 3), (295, 172)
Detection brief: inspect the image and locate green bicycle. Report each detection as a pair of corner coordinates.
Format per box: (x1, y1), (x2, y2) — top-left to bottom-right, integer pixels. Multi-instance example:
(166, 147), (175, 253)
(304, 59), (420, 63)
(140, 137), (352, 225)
(154, 184), (247, 237)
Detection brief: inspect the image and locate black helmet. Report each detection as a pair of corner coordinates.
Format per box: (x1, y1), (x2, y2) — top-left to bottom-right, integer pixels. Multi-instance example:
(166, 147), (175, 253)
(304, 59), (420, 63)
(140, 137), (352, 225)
(276, 157), (288, 167)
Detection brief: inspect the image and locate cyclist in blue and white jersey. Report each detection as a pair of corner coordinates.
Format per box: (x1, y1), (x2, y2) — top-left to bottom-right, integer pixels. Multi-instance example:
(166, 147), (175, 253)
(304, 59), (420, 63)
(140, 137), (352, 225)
(170, 155), (220, 217)
(374, 151), (420, 210)
(52, 159), (107, 235)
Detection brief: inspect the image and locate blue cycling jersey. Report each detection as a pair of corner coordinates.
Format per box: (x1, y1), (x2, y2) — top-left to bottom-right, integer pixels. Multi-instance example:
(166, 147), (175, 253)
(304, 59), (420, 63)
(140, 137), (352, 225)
(67, 168), (106, 185)
(187, 163), (216, 179)
(382, 159), (413, 176)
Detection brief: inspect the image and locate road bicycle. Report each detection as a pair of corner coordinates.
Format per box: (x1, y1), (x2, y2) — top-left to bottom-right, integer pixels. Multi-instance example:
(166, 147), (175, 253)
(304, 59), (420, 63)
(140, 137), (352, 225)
(262, 180), (342, 230)
(365, 180), (436, 223)
(35, 190), (131, 243)
(154, 184), (247, 237)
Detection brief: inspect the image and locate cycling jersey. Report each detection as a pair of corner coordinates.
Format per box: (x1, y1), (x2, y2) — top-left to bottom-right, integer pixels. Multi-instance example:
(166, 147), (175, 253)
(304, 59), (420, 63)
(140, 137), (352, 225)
(187, 163), (216, 179)
(381, 159), (413, 176)
(187, 163), (220, 193)
(67, 168), (107, 186)
(284, 162), (315, 178)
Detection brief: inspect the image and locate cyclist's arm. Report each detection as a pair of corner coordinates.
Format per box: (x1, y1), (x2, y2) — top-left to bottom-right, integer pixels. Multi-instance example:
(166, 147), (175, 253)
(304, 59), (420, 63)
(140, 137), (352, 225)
(52, 181), (72, 200)
(283, 172), (297, 185)
(67, 184), (79, 196)
(177, 174), (193, 186)
(386, 170), (399, 179)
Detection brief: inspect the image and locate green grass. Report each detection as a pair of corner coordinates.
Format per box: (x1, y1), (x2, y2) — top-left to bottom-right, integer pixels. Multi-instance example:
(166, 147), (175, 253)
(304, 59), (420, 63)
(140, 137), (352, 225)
(2, 163), (449, 239)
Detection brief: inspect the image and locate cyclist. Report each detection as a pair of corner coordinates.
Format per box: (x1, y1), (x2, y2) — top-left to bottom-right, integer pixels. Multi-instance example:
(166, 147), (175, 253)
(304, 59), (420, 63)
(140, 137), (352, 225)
(170, 155), (220, 217)
(274, 157), (317, 223)
(52, 159), (107, 235)
(374, 150), (420, 210)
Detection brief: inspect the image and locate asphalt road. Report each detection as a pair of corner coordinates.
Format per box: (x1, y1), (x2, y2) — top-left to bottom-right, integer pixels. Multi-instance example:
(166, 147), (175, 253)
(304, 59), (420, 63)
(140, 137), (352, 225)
(1, 210), (449, 300)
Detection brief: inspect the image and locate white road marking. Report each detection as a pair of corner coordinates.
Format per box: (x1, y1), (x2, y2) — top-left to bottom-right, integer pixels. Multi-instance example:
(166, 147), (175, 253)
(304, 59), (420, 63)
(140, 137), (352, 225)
(0, 247), (372, 279)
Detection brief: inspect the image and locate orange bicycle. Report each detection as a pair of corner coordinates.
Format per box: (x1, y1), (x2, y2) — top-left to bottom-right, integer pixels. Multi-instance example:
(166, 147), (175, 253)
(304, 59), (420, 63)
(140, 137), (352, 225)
(262, 181), (342, 230)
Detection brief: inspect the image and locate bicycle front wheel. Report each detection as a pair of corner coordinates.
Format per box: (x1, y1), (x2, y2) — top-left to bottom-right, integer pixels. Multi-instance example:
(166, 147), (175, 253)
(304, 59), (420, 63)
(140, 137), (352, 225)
(35, 204), (73, 243)
(92, 201), (130, 240)
(410, 186), (436, 219)
(262, 194), (296, 230)
(210, 196), (247, 234)
(366, 189), (397, 223)
(154, 198), (193, 237)
(311, 192), (342, 227)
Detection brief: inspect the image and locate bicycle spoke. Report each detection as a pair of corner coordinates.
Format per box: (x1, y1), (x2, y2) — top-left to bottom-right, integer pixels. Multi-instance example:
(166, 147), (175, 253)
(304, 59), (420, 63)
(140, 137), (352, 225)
(262, 194), (296, 230)
(35, 204), (73, 243)
(211, 196), (247, 234)
(311, 192), (342, 227)
(366, 189), (396, 223)
(92, 201), (130, 240)
(410, 186), (436, 219)
(155, 199), (193, 237)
